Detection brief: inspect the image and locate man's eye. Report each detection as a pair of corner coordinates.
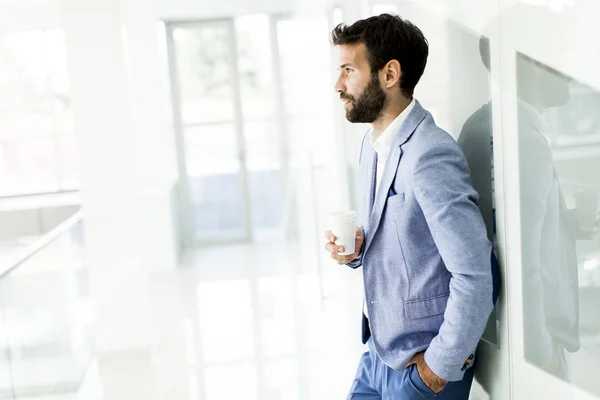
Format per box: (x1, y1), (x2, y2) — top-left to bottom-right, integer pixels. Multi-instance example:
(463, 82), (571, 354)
(346, 68), (353, 74)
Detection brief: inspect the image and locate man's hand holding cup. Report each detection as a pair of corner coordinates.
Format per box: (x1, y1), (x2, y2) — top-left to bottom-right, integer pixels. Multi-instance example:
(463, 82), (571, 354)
(324, 211), (364, 265)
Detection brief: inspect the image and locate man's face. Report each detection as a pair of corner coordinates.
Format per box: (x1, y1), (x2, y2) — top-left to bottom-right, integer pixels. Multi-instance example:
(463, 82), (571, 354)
(335, 43), (387, 123)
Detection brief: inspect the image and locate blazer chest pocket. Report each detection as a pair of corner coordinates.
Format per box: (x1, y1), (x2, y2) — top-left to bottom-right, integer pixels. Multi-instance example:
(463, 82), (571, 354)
(386, 192), (405, 214)
(404, 293), (449, 320)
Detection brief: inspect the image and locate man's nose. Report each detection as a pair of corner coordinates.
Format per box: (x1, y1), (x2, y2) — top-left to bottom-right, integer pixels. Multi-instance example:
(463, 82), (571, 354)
(334, 76), (346, 93)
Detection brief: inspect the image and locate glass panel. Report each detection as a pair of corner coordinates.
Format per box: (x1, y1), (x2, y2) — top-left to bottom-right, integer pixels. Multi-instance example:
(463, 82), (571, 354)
(517, 52), (600, 396)
(453, 30), (497, 345)
(0, 219), (93, 397)
(172, 26), (234, 124)
(0, 138), (60, 196)
(184, 124), (246, 242)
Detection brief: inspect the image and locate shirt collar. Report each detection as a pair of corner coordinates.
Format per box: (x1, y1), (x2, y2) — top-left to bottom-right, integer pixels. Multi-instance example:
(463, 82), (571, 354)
(370, 99), (416, 159)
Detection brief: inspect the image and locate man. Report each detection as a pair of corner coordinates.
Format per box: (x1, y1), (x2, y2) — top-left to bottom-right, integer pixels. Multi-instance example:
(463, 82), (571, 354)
(324, 14), (494, 399)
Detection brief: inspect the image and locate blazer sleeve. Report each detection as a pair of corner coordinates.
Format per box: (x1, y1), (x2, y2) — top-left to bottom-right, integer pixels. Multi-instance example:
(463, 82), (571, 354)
(412, 142), (494, 382)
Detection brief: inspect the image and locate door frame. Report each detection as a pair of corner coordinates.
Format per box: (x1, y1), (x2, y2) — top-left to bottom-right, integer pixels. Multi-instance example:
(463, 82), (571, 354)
(165, 19), (253, 247)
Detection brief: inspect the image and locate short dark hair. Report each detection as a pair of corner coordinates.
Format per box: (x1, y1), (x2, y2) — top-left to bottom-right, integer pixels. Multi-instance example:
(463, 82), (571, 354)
(331, 13), (429, 97)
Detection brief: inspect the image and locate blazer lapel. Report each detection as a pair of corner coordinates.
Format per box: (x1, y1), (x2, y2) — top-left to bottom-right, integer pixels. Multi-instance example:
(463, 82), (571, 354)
(363, 100), (427, 255)
(365, 150), (377, 226)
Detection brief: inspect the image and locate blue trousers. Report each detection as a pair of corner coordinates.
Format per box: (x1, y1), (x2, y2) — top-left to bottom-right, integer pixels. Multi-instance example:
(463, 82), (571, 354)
(347, 340), (475, 399)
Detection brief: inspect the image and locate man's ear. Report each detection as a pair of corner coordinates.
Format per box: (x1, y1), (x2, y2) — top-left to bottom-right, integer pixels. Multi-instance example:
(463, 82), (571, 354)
(383, 60), (402, 89)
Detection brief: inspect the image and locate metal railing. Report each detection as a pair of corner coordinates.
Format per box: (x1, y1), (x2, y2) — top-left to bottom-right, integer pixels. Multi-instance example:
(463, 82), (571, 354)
(1, 211), (83, 280)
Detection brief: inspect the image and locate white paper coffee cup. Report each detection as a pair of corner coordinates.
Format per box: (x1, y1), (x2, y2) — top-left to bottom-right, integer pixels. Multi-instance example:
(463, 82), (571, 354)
(330, 211), (358, 256)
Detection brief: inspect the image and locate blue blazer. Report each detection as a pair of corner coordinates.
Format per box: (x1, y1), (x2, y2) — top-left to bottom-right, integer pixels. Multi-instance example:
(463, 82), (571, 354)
(348, 100), (494, 382)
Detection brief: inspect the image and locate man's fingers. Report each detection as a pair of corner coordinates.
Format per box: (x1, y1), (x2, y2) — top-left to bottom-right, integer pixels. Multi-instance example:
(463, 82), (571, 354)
(325, 242), (345, 254)
(324, 231), (337, 242)
(324, 230), (357, 264)
(405, 352), (423, 368)
(337, 254), (353, 265)
(405, 358), (419, 368)
(332, 253), (350, 265)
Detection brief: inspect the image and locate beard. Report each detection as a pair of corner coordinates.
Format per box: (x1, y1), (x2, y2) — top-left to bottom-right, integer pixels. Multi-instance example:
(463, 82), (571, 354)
(341, 74), (387, 123)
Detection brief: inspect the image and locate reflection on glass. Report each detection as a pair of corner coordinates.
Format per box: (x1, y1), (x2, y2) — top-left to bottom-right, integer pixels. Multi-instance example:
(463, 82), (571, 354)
(455, 32), (498, 346)
(517, 52), (600, 395)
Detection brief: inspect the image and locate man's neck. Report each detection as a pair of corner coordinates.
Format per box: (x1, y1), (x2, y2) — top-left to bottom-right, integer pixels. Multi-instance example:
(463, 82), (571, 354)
(371, 96), (412, 140)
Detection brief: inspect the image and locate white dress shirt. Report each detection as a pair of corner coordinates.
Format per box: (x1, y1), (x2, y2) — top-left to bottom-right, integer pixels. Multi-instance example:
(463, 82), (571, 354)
(364, 99), (416, 319)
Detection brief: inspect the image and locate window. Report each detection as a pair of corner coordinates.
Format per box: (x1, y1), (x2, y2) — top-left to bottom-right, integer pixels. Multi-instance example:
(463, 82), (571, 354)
(0, 29), (78, 197)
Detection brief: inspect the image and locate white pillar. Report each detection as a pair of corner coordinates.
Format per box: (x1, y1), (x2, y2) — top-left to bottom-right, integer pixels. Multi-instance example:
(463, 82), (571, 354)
(61, 0), (177, 356)
(122, 13), (180, 269)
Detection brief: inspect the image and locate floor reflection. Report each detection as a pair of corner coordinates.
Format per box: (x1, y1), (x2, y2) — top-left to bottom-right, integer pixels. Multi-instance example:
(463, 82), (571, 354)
(73, 240), (364, 400)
